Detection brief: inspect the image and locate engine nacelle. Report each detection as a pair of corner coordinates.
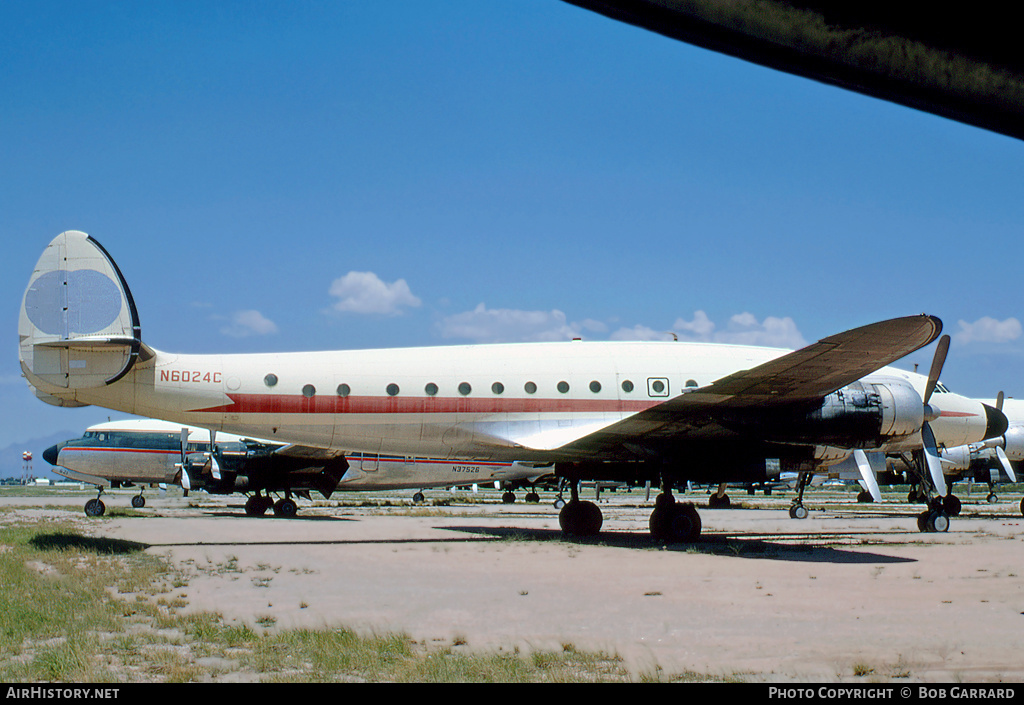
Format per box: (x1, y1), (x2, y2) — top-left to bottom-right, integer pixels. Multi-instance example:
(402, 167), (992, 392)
(939, 445), (973, 472)
(716, 379), (925, 449)
(871, 378), (926, 439)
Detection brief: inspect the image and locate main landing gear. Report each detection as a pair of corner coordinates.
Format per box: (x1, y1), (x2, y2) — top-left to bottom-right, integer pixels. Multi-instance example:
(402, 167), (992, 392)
(557, 477), (702, 543)
(244, 492), (299, 517)
(788, 472), (811, 520)
(900, 452), (951, 533)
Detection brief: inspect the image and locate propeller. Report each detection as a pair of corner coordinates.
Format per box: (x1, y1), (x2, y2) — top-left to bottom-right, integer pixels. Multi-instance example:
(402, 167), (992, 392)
(918, 334), (950, 498)
(852, 450), (881, 502)
(177, 427), (191, 494)
(208, 429), (222, 481)
(990, 392), (1017, 483)
(995, 446), (1017, 483)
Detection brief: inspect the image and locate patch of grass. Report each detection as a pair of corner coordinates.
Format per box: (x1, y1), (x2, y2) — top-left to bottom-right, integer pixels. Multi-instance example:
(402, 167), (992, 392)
(0, 519), (705, 682)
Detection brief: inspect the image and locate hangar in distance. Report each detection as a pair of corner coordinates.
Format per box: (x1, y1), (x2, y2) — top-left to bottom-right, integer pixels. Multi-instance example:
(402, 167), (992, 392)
(19, 231), (1007, 540)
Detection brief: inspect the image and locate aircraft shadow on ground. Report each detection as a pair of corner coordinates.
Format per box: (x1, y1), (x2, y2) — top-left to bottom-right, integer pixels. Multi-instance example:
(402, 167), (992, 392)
(443, 525), (917, 564)
(30, 532), (149, 555)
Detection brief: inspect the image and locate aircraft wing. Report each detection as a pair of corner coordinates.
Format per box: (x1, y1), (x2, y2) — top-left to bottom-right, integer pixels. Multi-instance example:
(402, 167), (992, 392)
(271, 444), (348, 461)
(554, 314), (942, 456)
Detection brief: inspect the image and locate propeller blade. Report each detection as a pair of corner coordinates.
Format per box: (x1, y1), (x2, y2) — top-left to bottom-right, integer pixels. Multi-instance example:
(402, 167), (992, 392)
(853, 450), (881, 502)
(923, 334), (950, 405)
(997, 391), (1004, 411)
(209, 429), (221, 480)
(922, 422), (948, 496)
(179, 428), (191, 493)
(996, 446), (1017, 483)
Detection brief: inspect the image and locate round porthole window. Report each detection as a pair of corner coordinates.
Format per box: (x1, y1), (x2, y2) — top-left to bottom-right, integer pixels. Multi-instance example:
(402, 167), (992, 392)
(264, 374), (278, 387)
(589, 381), (601, 393)
(557, 381), (570, 394)
(621, 380), (634, 393)
(524, 381), (537, 394)
(491, 382), (504, 395)
(386, 383), (400, 396)
(425, 382), (438, 396)
(458, 382), (472, 396)
(337, 383), (350, 397)
(302, 384), (316, 398)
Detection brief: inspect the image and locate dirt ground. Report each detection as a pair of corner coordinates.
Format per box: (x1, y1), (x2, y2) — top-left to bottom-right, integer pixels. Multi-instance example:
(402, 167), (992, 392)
(9, 486), (1024, 682)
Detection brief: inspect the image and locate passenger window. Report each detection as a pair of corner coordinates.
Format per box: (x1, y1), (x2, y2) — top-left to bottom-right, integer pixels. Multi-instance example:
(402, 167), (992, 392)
(647, 378), (669, 397)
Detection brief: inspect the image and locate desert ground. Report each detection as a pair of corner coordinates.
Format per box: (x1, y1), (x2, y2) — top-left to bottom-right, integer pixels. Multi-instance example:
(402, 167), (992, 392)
(5, 484), (1024, 682)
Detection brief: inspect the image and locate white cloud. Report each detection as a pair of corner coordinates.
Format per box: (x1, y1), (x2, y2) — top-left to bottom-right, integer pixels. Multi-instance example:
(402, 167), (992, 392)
(953, 317), (1023, 345)
(439, 305), (805, 349)
(220, 310), (279, 338)
(328, 271), (421, 316)
(611, 310), (806, 349)
(438, 303), (606, 343)
(714, 312), (807, 348)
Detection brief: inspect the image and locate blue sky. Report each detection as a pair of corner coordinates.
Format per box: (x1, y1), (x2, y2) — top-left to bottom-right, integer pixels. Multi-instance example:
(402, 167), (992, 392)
(3, 1), (1023, 454)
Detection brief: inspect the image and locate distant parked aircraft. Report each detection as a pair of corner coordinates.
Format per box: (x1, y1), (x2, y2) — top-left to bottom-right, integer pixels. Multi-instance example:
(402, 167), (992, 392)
(45, 418), (540, 516)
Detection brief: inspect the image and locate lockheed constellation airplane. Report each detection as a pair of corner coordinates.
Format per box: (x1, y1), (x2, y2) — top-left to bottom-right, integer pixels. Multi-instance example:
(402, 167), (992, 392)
(19, 232), (1008, 540)
(44, 418), (540, 517)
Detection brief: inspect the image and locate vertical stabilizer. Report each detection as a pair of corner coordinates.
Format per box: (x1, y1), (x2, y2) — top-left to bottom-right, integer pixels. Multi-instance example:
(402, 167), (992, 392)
(19, 231), (142, 401)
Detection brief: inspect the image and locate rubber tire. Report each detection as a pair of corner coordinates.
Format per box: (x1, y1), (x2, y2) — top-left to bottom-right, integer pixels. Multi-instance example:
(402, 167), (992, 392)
(85, 498), (105, 517)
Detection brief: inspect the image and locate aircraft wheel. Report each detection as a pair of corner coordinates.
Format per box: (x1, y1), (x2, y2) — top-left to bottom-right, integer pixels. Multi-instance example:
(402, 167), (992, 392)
(553, 497), (565, 509)
(708, 493), (730, 508)
(650, 502), (701, 542)
(987, 493), (998, 503)
(502, 491), (516, 504)
(245, 496), (269, 516)
(789, 504), (808, 520)
(856, 490), (873, 503)
(926, 510), (950, 532)
(1019, 497), (1023, 517)
(942, 494), (961, 516)
(273, 498), (298, 517)
(84, 498), (105, 517)
(525, 492), (540, 503)
(412, 492), (425, 504)
(558, 500), (602, 537)
(131, 495), (146, 509)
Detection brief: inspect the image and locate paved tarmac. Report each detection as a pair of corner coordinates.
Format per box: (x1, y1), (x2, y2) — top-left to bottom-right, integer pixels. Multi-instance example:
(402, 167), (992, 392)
(7, 486), (1024, 682)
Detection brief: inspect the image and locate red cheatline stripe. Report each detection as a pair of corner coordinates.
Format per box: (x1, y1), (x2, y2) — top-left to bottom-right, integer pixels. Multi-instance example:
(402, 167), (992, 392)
(190, 394), (662, 415)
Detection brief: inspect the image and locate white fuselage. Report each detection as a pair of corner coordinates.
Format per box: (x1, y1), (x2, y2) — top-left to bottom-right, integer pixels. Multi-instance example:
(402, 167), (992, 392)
(50, 340), (990, 463)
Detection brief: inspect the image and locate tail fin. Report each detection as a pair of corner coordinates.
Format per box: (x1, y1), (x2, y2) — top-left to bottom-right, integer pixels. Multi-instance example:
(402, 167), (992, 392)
(19, 231), (147, 405)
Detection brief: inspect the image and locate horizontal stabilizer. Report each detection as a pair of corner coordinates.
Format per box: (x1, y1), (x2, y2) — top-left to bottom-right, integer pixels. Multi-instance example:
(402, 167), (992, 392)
(20, 231), (143, 390)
